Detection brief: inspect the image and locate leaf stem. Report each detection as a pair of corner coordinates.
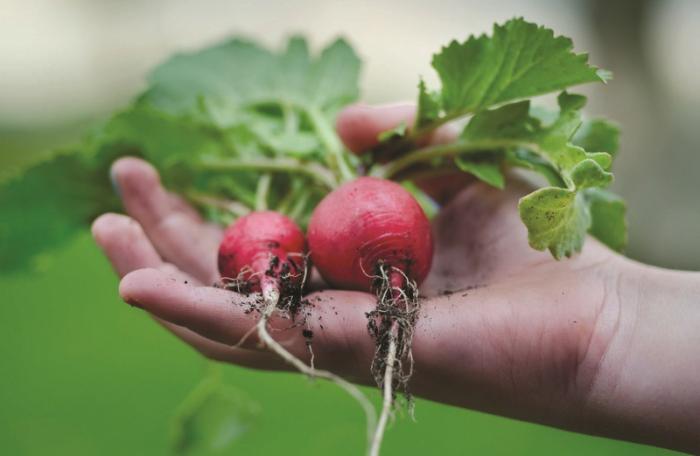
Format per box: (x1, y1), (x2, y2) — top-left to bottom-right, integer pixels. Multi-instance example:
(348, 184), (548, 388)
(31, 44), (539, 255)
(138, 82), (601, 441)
(198, 156), (338, 190)
(186, 190), (251, 218)
(372, 138), (530, 179)
(255, 174), (272, 211)
(287, 189), (311, 221)
(306, 106), (355, 183)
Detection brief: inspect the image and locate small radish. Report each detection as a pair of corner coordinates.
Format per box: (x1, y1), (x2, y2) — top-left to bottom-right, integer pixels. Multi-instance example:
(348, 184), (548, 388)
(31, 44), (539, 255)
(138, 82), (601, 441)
(218, 210), (306, 304)
(307, 176), (433, 456)
(217, 210), (376, 445)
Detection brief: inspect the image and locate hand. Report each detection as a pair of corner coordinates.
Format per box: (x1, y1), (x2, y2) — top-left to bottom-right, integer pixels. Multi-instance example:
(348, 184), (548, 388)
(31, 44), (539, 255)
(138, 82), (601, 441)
(92, 103), (700, 454)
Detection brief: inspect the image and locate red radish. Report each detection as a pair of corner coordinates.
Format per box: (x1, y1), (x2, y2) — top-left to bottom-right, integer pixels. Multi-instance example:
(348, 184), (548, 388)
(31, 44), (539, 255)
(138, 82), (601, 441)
(218, 210), (306, 299)
(217, 210), (377, 440)
(307, 177), (433, 291)
(307, 176), (434, 456)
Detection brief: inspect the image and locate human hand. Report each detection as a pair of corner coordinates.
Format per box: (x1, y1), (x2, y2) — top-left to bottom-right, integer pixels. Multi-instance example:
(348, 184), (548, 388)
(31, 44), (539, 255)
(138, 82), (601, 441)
(92, 103), (700, 454)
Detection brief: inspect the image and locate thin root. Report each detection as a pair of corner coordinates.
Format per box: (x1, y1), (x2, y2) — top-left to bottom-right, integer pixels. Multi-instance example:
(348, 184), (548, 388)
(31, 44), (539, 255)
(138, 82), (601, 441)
(369, 321), (398, 456)
(366, 263), (421, 456)
(257, 287), (377, 450)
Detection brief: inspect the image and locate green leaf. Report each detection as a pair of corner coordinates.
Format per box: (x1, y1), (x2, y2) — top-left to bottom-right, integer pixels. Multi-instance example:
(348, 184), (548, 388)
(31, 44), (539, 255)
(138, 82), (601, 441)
(455, 156), (505, 189)
(570, 159), (613, 189)
(141, 36), (360, 118)
(584, 188), (627, 251)
(423, 18), (608, 126)
(573, 118), (620, 157)
(139, 35), (360, 183)
(401, 181), (439, 219)
(459, 93), (612, 190)
(460, 100), (532, 141)
(377, 122), (407, 142)
(98, 106), (225, 168)
(415, 79), (441, 128)
(0, 150), (119, 272)
(518, 187), (591, 259)
(505, 148), (565, 187)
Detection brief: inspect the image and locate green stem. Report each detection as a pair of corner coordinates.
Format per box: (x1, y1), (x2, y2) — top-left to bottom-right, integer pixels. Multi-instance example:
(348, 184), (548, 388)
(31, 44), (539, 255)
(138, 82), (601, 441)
(255, 174), (272, 211)
(287, 189), (312, 221)
(282, 103), (298, 135)
(371, 138), (530, 179)
(306, 106), (355, 183)
(186, 190), (251, 218)
(198, 156), (338, 190)
(276, 180), (303, 215)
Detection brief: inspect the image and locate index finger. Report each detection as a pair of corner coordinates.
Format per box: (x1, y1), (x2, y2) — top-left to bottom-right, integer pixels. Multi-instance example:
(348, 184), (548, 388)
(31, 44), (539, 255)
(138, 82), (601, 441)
(335, 102), (459, 155)
(336, 103), (469, 203)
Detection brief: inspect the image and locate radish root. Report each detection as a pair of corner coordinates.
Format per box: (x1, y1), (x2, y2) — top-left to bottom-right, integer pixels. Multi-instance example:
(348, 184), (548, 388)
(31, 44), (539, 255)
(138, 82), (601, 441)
(370, 320), (398, 456)
(256, 284), (378, 451)
(367, 264), (420, 456)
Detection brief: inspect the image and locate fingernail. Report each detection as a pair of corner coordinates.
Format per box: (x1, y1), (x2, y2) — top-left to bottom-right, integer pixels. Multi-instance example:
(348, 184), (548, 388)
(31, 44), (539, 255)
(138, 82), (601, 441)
(109, 167), (121, 198)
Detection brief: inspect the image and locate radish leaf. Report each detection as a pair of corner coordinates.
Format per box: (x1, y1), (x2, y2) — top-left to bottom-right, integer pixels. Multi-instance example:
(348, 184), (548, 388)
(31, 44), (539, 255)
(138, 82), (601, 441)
(419, 17), (609, 128)
(519, 187), (591, 259)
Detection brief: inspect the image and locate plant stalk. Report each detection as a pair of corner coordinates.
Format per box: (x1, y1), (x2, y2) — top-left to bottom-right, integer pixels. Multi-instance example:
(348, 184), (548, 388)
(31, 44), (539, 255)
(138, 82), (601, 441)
(198, 156), (338, 190)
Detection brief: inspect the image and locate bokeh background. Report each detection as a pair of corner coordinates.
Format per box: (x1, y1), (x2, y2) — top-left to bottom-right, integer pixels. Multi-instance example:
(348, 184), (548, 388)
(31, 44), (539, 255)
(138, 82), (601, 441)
(1, 0), (697, 454)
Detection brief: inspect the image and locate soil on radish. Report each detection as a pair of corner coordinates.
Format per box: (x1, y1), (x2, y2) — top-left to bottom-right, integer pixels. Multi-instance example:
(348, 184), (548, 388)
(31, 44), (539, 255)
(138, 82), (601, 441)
(217, 254), (315, 331)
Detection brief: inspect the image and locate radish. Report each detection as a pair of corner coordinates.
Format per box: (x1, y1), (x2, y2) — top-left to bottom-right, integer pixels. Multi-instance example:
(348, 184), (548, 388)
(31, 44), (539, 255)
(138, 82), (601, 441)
(217, 210), (377, 446)
(307, 177), (433, 456)
(218, 210), (307, 302)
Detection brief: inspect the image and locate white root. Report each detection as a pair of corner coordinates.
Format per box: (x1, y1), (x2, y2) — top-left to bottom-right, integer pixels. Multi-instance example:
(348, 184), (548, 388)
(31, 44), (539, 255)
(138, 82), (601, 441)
(369, 321), (398, 456)
(256, 286), (378, 452)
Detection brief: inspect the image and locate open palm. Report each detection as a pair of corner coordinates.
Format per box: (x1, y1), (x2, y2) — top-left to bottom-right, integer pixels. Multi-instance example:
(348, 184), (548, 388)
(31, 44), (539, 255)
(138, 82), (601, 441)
(93, 103), (698, 453)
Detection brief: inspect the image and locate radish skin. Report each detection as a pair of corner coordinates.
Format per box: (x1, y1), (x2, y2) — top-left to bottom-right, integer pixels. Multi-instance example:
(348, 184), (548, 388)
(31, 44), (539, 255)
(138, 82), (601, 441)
(218, 210), (306, 294)
(307, 177), (433, 290)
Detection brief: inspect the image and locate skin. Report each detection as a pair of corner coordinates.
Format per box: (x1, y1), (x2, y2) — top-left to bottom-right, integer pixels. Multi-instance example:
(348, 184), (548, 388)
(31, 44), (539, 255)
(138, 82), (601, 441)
(92, 103), (700, 454)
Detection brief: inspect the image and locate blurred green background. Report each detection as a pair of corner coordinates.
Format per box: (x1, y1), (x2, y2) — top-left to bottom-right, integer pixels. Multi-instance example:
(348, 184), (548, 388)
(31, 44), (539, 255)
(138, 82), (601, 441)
(1, 0), (697, 454)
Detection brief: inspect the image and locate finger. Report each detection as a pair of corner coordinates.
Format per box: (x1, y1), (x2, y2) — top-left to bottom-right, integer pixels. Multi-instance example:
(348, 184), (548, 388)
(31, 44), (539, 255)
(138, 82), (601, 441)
(110, 157), (222, 284)
(120, 268), (259, 345)
(92, 213), (163, 278)
(119, 268), (378, 381)
(336, 102), (416, 154)
(92, 212), (203, 284)
(336, 102), (460, 154)
(93, 213), (275, 365)
(159, 320), (284, 371)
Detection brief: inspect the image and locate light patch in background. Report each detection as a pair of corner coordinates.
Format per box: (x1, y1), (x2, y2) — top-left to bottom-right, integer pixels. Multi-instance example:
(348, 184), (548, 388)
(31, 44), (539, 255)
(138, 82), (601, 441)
(0, 0), (585, 127)
(649, 0), (700, 102)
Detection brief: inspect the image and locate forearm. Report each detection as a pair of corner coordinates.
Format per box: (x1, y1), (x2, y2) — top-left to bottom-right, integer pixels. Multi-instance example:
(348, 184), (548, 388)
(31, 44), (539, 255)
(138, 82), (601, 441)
(582, 263), (700, 453)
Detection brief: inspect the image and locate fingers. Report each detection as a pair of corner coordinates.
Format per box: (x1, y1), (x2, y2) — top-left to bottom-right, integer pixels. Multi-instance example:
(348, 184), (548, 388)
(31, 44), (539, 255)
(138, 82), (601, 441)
(119, 268), (378, 381)
(336, 102), (460, 154)
(110, 157), (222, 284)
(93, 212), (276, 368)
(92, 213), (163, 278)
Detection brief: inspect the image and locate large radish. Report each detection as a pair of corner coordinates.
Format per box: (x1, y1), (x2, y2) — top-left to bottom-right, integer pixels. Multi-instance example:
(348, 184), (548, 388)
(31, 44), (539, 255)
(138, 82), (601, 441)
(307, 177), (434, 456)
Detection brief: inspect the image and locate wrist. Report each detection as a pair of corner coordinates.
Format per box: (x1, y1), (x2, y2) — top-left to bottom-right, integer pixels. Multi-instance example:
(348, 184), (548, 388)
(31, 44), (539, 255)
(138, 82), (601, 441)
(582, 260), (700, 453)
